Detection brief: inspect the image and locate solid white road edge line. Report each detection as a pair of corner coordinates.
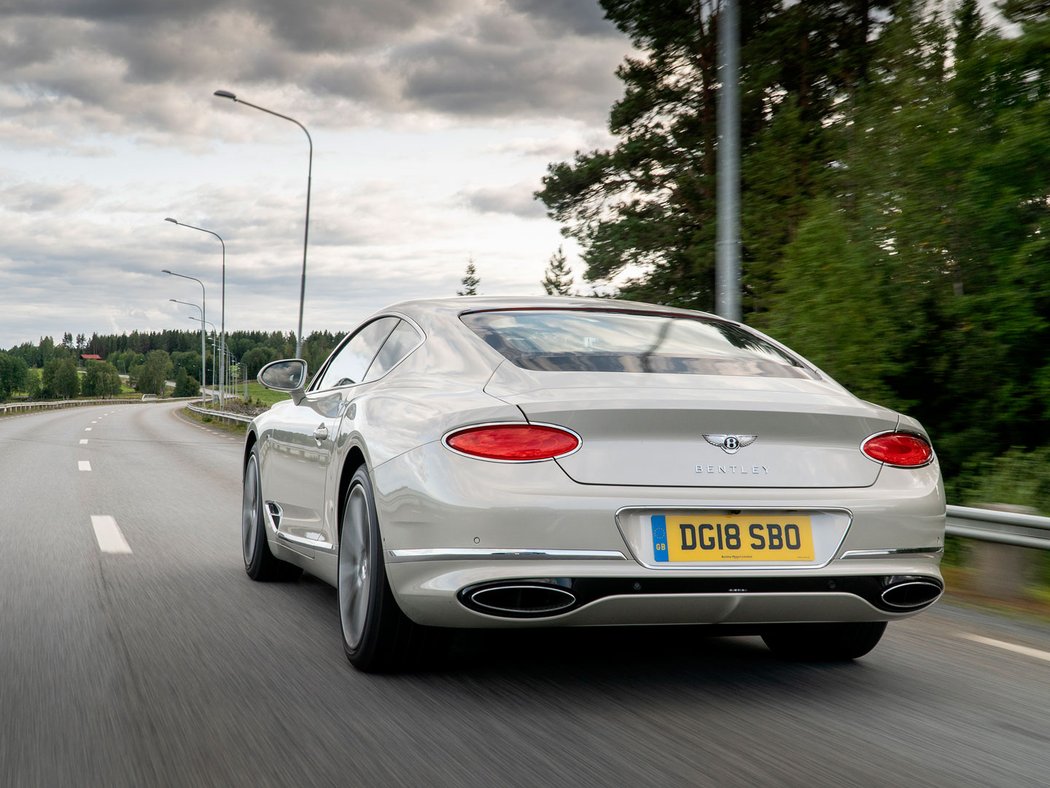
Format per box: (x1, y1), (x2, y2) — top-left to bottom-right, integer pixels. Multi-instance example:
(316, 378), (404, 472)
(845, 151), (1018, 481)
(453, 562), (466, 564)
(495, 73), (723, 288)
(78, 461), (91, 471)
(960, 633), (1050, 663)
(91, 515), (132, 554)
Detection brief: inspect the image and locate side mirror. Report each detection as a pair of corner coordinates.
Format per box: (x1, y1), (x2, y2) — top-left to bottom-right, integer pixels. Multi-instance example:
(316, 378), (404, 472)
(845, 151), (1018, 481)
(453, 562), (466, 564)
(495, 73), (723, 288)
(258, 359), (308, 404)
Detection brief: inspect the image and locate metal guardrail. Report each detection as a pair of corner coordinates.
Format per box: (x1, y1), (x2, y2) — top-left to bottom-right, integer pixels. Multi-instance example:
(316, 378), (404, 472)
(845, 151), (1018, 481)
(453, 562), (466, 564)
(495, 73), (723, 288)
(0, 397), (150, 415)
(186, 403), (254, 425)
(946, 505), (1050, 550)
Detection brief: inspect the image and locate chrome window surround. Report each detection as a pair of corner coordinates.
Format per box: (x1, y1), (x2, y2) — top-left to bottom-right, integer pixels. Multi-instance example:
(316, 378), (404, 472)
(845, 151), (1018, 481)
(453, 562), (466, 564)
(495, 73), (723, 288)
(386, 548), (628, 563)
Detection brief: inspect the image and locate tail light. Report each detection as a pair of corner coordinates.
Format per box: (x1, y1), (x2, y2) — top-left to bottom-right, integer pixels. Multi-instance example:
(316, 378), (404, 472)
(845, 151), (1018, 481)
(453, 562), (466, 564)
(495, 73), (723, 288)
(861, 432), (934, 467)
(444, 423), (581, 462)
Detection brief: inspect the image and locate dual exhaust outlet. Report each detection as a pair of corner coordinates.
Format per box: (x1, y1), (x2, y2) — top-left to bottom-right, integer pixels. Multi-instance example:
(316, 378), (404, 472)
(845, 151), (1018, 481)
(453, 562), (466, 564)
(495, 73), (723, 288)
(461, 575), (944, 619)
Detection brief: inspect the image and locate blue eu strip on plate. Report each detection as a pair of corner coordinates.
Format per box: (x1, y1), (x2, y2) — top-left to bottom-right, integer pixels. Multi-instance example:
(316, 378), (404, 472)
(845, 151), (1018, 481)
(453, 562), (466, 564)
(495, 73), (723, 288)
(651, 515), (668, 562)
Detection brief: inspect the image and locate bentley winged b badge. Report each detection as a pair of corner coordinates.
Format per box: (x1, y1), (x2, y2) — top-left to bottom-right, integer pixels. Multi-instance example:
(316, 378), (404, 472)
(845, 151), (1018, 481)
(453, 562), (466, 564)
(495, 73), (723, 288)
(703, 434), (758, 454)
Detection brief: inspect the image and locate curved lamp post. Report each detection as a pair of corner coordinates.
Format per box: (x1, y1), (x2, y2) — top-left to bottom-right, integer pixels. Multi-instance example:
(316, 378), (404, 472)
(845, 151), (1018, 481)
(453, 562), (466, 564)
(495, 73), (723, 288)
(187, 317), (220, 395)
(165, 217), (227, 409)
(168, 297), (206, 405)
(164, 268), (207, 404)
(214, 89), (311, 358)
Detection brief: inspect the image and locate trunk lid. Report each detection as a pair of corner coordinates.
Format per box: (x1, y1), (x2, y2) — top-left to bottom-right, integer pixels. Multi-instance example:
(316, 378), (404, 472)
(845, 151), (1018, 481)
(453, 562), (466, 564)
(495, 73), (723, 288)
(484, 364), (896, 488)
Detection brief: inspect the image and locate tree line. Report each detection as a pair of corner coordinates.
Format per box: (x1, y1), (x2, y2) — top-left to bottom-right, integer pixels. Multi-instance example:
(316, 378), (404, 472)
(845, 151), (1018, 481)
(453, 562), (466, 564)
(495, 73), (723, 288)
(0, 330), (344, 402)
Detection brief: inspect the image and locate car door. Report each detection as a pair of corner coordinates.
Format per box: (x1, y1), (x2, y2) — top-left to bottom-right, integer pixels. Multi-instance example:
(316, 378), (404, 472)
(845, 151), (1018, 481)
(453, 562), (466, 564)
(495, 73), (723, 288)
(261, 317), (399, 553)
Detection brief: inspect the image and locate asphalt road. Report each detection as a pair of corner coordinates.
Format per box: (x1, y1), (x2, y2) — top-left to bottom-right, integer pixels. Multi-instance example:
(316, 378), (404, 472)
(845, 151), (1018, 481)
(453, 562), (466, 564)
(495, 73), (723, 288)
(2, 402), (1049, 787)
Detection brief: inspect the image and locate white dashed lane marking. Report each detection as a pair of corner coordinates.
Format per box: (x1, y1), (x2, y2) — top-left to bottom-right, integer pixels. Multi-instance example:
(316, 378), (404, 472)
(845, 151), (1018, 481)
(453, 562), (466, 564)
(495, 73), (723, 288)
(84, 427), (92, 432)
(78, 461), (91, 472)
(79, 439), (88, 445)
(960, 633), (1050, 663)
(91, 516), (132, 554)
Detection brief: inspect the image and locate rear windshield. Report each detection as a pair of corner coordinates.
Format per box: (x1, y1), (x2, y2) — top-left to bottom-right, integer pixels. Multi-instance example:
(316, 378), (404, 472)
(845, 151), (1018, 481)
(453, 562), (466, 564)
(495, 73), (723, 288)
(460, 309), (814, 378)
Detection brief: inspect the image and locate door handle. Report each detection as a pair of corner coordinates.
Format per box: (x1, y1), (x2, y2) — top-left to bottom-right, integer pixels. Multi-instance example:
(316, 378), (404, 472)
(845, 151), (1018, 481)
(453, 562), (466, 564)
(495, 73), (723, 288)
(313, 424), (329, 441)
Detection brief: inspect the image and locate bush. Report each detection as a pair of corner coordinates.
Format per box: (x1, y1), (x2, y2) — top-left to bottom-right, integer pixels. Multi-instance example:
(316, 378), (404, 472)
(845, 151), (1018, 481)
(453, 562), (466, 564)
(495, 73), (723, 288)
(954, 447), (1050, 515)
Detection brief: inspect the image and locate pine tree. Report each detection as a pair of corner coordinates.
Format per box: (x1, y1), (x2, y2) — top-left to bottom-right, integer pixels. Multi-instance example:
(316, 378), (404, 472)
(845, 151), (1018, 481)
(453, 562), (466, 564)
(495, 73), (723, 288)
(458, 259), (480, 296)
(541, 247), (575, 296)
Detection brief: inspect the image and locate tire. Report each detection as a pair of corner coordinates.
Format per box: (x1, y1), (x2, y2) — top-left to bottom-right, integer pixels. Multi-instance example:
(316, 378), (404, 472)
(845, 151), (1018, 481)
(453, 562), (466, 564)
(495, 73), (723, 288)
(762, 622), (887, 662)
(242, 445), (301, 581)
(338, 467), (438, 672)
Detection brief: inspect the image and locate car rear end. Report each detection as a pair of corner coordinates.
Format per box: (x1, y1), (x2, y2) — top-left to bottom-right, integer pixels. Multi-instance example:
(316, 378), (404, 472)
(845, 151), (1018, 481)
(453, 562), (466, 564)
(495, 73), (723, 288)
(376, 304), (945, 634)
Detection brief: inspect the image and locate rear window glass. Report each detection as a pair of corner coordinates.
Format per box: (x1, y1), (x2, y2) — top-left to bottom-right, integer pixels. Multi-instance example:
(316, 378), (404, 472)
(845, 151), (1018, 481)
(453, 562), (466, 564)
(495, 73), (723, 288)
(460, 309), (814, 378)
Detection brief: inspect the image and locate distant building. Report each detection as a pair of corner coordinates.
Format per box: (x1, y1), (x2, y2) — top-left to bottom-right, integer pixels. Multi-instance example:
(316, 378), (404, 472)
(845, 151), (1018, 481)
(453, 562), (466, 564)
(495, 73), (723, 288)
(81, 354), (103, 362)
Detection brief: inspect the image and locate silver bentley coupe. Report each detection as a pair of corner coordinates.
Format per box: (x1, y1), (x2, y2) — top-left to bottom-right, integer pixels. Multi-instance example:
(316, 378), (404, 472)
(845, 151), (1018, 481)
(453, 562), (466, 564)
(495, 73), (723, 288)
(242, 297), (945, 671)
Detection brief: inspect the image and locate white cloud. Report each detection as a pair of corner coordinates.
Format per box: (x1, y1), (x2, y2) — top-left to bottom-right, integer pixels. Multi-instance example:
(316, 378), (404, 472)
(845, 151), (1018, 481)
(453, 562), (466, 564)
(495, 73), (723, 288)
(0, 0), (632, 347)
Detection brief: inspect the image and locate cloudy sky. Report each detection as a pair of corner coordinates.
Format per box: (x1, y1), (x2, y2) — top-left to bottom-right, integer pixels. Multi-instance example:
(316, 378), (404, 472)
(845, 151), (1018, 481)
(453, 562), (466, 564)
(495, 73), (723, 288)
(0, 0), (632, 347)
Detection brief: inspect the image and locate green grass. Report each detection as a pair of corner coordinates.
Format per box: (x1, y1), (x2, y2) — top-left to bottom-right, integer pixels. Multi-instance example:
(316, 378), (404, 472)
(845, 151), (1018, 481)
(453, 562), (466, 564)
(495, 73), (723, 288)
(181, 407), (248, 435)
(245, 382), (291, 407)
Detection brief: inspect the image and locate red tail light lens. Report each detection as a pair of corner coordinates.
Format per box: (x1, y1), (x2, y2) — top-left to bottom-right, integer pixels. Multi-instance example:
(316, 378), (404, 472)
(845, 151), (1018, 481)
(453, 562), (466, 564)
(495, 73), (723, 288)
(861, 433), (934, 467)
(445, 424), (580, 462)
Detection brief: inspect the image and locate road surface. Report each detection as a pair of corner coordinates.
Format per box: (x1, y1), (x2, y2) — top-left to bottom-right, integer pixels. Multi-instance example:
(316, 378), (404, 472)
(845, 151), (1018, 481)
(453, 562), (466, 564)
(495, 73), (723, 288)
(1, 402), (1048, 786)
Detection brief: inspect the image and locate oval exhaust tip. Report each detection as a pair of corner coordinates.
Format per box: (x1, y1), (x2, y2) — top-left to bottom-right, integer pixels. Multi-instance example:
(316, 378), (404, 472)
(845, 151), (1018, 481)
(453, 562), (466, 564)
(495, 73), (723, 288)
(881, 580), (943, 610)
(469, 584), (576, 617)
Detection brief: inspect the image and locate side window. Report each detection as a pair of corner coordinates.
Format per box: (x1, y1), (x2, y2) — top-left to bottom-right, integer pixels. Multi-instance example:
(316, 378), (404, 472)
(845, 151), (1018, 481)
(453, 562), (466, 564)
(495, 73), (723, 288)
(314, 317), (398, 390)
(364, 320), (423, 382)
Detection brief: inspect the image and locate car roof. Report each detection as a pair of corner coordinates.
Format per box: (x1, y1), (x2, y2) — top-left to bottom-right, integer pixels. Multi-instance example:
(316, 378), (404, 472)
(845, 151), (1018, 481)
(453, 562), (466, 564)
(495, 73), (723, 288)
(382, 295), (727, 324)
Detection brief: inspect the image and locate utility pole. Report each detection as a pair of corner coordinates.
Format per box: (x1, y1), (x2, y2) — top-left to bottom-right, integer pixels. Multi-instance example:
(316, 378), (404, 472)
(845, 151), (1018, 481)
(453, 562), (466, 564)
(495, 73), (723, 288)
(715, 0), (741, 322)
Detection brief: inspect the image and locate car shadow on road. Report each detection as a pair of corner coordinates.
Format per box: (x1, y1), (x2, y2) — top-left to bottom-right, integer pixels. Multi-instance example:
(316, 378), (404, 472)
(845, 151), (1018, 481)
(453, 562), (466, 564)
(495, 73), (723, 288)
(288, 575), (880, 685)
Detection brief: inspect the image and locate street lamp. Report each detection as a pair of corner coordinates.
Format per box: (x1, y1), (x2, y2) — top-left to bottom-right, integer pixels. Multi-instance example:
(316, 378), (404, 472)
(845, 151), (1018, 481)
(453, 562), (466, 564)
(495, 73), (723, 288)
(169, 297), (206, 405)
(214, 89), (312, 358)
(187, 317), (220, 396)
(165, 217), (227, 409)
(164, 268), (207, 402)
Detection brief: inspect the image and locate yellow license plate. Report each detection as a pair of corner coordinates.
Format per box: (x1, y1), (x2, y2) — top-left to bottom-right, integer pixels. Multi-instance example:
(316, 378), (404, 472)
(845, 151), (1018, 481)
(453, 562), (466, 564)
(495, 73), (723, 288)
(651, 514), (814, 563)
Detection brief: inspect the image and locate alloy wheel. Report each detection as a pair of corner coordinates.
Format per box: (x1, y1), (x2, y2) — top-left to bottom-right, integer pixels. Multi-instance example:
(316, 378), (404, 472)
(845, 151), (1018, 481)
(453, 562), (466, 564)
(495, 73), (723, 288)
(339, 484), (371, 650)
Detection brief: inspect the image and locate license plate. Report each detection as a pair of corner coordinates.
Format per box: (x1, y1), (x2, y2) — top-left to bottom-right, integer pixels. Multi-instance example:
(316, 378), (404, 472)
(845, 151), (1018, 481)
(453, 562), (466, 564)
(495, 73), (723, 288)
(651, 513), (814, 563)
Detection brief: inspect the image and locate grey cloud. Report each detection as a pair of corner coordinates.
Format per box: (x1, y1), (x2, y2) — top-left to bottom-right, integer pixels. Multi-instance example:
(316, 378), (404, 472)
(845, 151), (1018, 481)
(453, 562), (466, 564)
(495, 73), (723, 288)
(250, 0), (467, 53)
(0, 0), (628, 146)
(460, 183), (546, 219)
(0, 181), (98, 212)
(2, 0), (222, 22)
(503, 0), (618, 37)
(396, 31), (622, 118)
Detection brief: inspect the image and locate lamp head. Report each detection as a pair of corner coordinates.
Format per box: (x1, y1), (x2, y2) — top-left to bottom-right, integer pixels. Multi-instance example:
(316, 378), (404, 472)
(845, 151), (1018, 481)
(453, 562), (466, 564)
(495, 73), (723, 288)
(164, 217), (178, 224)
(162, 269), (172, 274)
(214, 90), (237, 101)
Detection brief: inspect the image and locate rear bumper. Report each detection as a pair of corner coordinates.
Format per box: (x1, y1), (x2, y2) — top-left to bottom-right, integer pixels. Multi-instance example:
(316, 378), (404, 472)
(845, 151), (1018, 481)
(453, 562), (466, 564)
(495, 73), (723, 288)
(384, 556), (944, 628)
(374, 443), (945, 629)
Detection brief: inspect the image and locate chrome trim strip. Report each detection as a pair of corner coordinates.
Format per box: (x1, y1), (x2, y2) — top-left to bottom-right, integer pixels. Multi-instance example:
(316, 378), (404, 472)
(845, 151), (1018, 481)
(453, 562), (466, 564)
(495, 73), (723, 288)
(386, 548), (628, 563)
(276, 530), (335, 553)
(841, 547), (943, 559)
